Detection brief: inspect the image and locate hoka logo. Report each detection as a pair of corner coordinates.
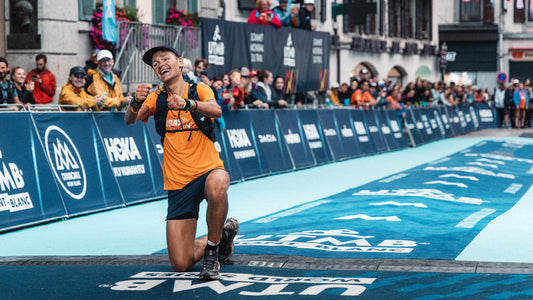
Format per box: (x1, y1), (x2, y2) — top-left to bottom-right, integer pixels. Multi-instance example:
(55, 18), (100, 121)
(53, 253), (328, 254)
(53, 138), (80, 171)
(227, 129), (252, 149)
(104, 137), (142, 162)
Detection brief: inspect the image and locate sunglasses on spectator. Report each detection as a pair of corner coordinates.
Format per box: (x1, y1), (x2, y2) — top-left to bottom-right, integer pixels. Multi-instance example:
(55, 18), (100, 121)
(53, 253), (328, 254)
(73, 74), (86, 79)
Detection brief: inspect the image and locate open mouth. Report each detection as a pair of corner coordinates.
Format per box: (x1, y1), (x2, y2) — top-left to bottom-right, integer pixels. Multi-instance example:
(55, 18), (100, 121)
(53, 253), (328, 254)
(160, 69), (170, 76)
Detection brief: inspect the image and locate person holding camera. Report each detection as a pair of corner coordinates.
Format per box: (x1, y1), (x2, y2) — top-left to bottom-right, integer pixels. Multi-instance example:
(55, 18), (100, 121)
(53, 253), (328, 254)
(248, 0), (282, 28)
(25, 53), (56, 104)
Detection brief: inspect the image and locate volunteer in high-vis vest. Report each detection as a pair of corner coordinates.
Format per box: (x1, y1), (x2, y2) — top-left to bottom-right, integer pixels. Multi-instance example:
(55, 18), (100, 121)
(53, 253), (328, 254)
(124, 45), (238, 281)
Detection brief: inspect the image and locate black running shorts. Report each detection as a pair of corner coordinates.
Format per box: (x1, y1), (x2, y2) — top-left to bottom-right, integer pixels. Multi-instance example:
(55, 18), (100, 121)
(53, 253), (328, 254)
(166, 169), (215, 220)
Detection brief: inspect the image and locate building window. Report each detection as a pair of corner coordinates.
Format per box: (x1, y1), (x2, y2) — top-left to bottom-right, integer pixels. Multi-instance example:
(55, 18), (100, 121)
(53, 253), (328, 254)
(343, 0), (381, 35)
(460, 0), (482, 22)
(388, 0), (413, 38)
(79, 0), (95, 21)
(153, 0), (196, 25)
(529, 0), (533, 21)
(415, 0), (431, 40)
(514, 0), (526, 23)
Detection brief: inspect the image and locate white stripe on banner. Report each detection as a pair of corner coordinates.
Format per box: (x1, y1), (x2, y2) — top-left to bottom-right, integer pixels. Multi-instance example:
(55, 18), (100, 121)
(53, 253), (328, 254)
(439, 174), (479, 181)
(456, 209), (496, 228)
(424, 181), (468, 188)
(504, 183), (523, 194)
(369, 201), (427, 208)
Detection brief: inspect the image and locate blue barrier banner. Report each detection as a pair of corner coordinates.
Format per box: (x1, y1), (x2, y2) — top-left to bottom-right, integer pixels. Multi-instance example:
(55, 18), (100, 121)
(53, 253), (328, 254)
(215, 122), (243, 183)
(474, 103), (496, 129)
(0, 113), (66, 231)
(374, 110), (399, 151)
(385, 110), (408, 149)
(247, 110), (293, 174)
(275, 110), (316, 169)
(316, 109), (349, 161)
(93, 113), (165, 203)
(411, 108), (434, 143)
(298, 110), (333, 164)
(362, 110), (388, 153)
(460, 104), (477, 133)
(417, 108), (440, 142)
(331, 109), (363, 158)
(448, 106), (465, 136)
(31, 113), (124, 215)
(436, 106), (455, 138)
(350, 109), (377, 155)
(221, 110), (269, 179)
(143, 117), (164, 167)
(404, 109), (424, 147)
(468, 104), (481, 131)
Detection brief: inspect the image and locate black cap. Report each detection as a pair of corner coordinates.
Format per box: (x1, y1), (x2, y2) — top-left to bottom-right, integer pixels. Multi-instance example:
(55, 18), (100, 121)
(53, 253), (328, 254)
(142, 45), (181, 66)
(69, 66), (86, 76)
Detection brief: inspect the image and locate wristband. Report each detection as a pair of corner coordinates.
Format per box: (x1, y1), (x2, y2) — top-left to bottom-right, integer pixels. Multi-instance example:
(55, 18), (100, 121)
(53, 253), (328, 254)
(130, 93), (144, 111)
(183, 99), (194, 112)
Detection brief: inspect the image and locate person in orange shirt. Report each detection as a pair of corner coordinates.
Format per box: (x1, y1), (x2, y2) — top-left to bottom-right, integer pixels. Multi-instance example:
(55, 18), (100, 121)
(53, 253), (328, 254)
(350, 80), (378, 109)
(124, 46), (238, 281)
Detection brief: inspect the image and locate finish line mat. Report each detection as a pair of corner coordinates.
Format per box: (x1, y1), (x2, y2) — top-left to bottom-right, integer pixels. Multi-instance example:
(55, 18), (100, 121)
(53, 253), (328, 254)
(2, 264), (533, 299)
(229, 140), (533, 260)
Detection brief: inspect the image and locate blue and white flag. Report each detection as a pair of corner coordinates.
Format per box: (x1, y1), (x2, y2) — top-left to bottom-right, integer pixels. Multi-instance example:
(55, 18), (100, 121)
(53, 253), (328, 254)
(102, 0), (117, 44)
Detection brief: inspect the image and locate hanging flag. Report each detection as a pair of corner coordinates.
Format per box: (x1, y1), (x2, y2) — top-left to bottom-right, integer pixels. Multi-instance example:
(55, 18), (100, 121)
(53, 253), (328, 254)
(102, 0), (117, 44)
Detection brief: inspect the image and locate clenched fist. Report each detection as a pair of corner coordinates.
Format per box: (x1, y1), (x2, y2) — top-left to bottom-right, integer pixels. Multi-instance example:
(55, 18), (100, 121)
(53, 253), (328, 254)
(135, 84), (153, 102)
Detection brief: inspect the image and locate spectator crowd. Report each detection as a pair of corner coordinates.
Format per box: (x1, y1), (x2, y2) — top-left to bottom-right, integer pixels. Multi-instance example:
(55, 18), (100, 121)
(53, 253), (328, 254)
(0, 0), (531, 128)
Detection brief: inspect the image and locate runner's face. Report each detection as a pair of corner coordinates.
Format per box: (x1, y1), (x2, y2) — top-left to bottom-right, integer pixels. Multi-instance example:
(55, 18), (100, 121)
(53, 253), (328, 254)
(151, 51), (182, 83)
(0, 63), (8, 80)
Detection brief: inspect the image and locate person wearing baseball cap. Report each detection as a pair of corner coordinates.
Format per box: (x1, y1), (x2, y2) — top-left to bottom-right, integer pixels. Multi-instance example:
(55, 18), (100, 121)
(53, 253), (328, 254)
(58, 66), (102, 111)
(86, 49), (131, 110)
(125, 45), (238, 281)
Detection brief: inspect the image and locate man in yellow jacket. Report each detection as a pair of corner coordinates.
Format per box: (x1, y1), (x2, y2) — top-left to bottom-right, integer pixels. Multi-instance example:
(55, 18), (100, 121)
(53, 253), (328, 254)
(59, 66), (103, 111)
(87, 50), (132, 110)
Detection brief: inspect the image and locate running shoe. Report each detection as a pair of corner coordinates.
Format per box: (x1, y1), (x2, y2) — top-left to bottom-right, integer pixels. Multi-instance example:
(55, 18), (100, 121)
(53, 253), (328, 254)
(199, 249), (220, 281)
(218, 218), (239, 262)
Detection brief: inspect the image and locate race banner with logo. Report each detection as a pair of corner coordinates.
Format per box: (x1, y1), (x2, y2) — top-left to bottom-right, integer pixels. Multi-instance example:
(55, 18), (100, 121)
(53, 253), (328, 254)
(275, 110), (316, 169)
(385, 110), (409, 149)
(143, 117), (164, 166)
(31, 113), (124, 215)
(220, 110), (270, 179)
(200, 18), (330, 93)
(350, 109), (376, 155)
(298, 110), (333, 165)
(0, 113), (66, 231)
(92, 113), (165, 203)
(247, 110), (294, 174)
(374, 110), (399, 151)
(215, 122), (244, 183)
(404, 109), (425, 146)
(362, 110), (388, 153)
(474, 102), (496, 129)
(331, 109), (363, 159)
(316, 109), (348, 161)
(436, 106), (455, 138)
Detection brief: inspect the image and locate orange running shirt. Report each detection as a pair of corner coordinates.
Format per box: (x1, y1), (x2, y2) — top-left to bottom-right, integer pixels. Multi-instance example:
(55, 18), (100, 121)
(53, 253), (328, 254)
(143, 83), (224, 190)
